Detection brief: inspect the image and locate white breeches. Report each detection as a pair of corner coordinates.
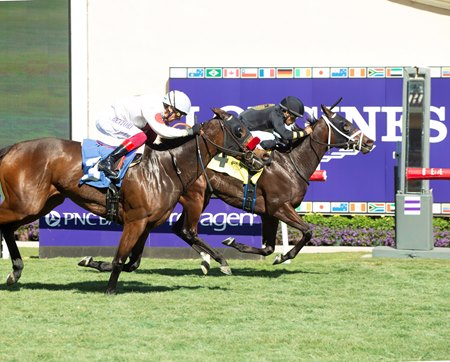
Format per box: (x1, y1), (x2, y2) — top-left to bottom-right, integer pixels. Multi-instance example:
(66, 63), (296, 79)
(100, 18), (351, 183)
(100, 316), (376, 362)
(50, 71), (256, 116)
(251, 131), (275, 149)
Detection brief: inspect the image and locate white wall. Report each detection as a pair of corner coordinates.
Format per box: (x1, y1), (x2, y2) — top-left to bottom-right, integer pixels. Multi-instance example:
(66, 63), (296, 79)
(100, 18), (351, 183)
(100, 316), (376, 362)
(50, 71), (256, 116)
(71, 0), (450, 140)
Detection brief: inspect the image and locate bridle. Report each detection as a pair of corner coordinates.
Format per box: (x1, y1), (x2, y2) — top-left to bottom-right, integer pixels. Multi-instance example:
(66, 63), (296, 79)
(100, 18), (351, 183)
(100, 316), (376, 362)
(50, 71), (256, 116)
(199, 116), (254, 159)
(309, 113), (365, 153)
(193, 116), (255, 192)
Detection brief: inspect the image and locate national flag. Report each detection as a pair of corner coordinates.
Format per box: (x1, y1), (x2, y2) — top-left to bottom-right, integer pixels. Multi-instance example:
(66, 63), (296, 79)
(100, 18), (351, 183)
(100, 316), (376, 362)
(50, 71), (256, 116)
(385, 67), (403, 77)
(169, 67), (187, 78)
(349, 202), (367, 213)
(205, 68), (222, 78)
(368, 67), (385, 78)
(441, 203), (450, 214)
(258, 68), (275, 78)
(313, 67), (330, 78)
(276, 68), (293, 78)
(432, 203), (441, 215)
(187, 68), (204, 78)
(223, 68), (240, 78)
(313, 202), (331, 213)
(349, 67), (366, 78)
(430, 67), (441, 78)
(241, 68), (258, 78)
(441, 67), (450, 77)
(296, 202), (312, 213)
(294, 68), (311, 78)
(330, 68), (348, 78)
(368, 203), (386, 213)
(331, 202), (349, 213)
(404, 196), (420, 215)
(386, 203), (395, 213)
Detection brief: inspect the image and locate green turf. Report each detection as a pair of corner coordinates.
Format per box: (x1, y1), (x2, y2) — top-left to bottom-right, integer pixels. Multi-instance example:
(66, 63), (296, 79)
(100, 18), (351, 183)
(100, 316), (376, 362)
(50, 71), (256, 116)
(0, 249), (449, 361)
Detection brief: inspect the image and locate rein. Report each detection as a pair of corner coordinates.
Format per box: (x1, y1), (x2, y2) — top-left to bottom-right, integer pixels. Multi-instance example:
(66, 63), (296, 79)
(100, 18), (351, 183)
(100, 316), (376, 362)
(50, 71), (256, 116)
(309, 114), (364, 152)
(200, 117), (250, 159)
(191, 116), (252, 194)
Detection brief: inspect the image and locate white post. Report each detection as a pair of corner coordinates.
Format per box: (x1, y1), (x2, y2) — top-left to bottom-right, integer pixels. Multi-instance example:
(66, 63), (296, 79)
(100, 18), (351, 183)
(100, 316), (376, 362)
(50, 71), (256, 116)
(281, 222), (291, 264)
(1, 237), (10, 260)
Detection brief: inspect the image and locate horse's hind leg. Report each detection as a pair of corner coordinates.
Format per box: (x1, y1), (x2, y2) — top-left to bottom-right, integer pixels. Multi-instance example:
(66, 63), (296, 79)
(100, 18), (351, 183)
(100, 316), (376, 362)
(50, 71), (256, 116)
(1, 227), (24, 285)
(78, 235), (147, 273)
(224, 215), (279, 257)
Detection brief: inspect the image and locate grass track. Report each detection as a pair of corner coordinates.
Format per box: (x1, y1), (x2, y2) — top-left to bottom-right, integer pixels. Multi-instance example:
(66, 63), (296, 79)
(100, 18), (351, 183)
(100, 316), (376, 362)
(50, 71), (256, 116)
(0, 249), (449, 361)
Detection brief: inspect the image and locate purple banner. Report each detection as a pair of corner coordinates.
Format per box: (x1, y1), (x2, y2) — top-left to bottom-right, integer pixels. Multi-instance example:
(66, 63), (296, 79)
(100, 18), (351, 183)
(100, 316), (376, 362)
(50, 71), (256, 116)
(39, 199), (262, 248)
(170, 77), (450, 203)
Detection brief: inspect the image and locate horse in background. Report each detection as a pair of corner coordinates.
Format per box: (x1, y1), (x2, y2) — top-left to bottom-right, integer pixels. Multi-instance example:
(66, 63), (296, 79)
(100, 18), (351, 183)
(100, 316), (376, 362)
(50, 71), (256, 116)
(172, 104), (374, 273)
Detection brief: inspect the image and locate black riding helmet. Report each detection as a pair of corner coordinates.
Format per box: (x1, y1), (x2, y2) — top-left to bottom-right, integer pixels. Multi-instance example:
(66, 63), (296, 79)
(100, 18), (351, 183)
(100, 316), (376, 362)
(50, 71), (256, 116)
(279, 96), (304, 118)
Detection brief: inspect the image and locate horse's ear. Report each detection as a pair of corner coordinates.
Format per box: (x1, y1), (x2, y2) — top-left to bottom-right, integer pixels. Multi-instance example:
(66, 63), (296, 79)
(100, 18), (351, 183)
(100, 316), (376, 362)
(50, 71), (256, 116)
(211, 107), (223, 119)
(321, 104), (333, 118)
(211, 107), (229, 120)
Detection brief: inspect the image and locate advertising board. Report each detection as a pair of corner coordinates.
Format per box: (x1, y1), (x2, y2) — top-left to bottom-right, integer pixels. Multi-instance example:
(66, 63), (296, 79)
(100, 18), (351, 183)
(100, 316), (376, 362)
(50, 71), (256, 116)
(170, 66), (450, 215)
(39, 198), (262, 257)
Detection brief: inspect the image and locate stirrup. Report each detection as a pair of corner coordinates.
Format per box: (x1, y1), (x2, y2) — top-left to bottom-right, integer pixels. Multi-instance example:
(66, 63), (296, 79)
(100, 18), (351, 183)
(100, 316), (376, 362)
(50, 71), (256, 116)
(98, 159), (119, 181)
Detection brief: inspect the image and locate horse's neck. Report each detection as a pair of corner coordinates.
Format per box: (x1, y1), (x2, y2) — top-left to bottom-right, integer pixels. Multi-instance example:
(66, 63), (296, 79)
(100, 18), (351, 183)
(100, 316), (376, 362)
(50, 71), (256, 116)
(289, 119), (330, 177)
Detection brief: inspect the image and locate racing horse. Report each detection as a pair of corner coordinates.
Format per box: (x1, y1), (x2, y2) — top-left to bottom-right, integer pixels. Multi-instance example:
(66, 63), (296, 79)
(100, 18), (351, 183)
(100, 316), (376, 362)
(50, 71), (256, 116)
(81, 104), (374, 275)
(0, 109), (252, 293)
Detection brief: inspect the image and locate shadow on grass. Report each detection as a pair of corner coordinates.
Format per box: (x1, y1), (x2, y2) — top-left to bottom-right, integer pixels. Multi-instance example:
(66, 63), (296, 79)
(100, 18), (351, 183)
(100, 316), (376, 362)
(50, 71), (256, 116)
(2, 281), (228, 294)
(136, 267), (326, 278)
(76, 264), (324, 278)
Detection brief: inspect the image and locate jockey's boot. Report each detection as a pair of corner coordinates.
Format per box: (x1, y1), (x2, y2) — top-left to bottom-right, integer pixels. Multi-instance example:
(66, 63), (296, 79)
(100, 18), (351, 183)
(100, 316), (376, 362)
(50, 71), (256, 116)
(98, 132), (147, 181)
(97, 144), (129, 181)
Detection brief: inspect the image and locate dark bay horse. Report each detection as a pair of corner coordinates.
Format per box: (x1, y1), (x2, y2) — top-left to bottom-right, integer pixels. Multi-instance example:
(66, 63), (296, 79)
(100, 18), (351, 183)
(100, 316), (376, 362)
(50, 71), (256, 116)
(82, 104), (374, 275)
(0, 109), (250, 293)
(172, 104), (374, 273)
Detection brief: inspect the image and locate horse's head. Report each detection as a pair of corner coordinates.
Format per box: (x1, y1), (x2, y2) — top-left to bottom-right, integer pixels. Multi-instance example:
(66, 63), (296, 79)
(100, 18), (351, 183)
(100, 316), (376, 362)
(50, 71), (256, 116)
(316, 104), (374, 154)
(210, 108), (255, 153)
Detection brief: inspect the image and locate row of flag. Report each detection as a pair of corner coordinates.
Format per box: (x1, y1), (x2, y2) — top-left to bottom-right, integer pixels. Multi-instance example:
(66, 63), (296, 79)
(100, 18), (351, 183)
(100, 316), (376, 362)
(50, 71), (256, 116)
(170, 67), (450, 79)
(295, 202), (450, 215)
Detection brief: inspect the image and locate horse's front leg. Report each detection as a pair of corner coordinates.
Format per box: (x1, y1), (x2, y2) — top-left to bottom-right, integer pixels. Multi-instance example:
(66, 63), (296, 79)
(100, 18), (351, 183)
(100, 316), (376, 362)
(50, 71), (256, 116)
(272, 203), (312, 265)
(1, 228), (24, 286)
(176, 177), (231, 275)
(223, 215), (279, 257)
(173, 211), (231, 276)
(106, 220), (149, 294)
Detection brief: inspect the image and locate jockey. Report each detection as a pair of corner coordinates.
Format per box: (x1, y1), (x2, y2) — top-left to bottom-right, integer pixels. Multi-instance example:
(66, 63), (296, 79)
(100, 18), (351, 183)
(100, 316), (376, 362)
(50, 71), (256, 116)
(239, 96), (312, 150)
(96, 90), (200, 180)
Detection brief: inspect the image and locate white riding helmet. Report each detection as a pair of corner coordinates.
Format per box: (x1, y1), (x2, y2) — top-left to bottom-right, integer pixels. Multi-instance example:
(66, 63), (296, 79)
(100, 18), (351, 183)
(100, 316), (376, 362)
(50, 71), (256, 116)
(163, 90), (191, 116)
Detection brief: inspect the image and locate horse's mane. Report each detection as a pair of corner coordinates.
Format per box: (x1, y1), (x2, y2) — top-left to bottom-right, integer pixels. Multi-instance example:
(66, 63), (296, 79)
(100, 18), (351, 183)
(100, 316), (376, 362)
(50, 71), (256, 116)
(0, 145), (13, 160)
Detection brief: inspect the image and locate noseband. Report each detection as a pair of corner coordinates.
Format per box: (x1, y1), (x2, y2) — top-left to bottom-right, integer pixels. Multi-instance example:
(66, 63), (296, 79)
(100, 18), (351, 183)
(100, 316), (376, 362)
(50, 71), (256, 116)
(310, 114), (365, 153)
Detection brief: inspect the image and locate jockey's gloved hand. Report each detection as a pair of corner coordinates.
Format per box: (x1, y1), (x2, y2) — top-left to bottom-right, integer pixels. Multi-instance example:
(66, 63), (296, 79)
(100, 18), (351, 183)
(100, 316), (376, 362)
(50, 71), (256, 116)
(188, 123), (202, 136)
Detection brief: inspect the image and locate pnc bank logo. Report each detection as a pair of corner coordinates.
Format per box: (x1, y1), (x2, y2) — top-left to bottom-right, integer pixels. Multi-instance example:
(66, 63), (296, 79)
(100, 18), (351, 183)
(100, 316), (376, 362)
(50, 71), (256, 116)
(44, 210), (112, 227)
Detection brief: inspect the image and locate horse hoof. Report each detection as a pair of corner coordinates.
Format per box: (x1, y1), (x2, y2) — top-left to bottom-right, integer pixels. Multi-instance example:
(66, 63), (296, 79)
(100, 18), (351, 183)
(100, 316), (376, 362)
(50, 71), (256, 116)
(222, 237), (235, 246)
(6, 273), (17, 286)
(200, 261), (210, 275)
(220, 266), (232, 275)
(78, 256), (93, 267)
(272, 255), (283, 265)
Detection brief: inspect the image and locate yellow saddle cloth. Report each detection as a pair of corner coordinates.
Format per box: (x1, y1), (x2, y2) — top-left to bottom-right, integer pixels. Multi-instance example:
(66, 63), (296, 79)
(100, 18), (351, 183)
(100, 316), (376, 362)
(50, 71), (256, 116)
(207, 153), (264, 185)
